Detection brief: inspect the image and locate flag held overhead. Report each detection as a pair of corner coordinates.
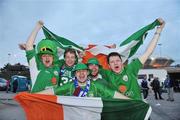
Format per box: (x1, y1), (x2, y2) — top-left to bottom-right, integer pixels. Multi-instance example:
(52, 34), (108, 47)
(42, 26), (84, 52)
(42, 19), (160, 69)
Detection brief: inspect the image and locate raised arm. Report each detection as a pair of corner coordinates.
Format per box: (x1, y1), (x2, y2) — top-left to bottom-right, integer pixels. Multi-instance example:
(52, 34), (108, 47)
(139, 18), (165, 64)
(19, 21), (44, 51)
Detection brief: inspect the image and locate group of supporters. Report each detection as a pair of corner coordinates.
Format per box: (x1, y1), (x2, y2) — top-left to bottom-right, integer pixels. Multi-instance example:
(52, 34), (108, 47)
(19, 18), (165, 101)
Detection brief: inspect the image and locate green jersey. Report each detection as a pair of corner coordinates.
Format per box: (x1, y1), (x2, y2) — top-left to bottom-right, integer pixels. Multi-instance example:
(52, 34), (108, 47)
(100, 59), (142, 100)
(26, 49), (59, 93)
(54, 80), (114, 98)
(58, 62), (75, 87)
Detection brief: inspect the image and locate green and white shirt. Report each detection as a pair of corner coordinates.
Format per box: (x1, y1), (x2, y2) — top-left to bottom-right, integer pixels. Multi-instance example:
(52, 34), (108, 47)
(26, 49), (59, 93)
(58, 62), (75, 86)
(100, 59), (142, 100)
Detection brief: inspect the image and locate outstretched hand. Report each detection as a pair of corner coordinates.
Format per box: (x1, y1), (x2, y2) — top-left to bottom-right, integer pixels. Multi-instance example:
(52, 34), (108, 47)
(19, 43), (26, 50)
(109, 44), (116, 49)
(157, 18), (165, 29)
(38, 20), (44, 26)
(36, 20), (44, 29)
(156, 18), (165, 33)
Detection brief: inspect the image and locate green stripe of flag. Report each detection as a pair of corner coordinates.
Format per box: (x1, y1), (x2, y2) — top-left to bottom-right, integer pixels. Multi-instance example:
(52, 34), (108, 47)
(120, 19), (160, 58)
(42, 26), (84, 51)
(101, 98), (150, 120)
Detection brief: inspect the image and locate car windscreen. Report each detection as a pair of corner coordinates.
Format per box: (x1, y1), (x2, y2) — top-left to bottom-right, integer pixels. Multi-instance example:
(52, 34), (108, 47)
(0, 78), (6, 83)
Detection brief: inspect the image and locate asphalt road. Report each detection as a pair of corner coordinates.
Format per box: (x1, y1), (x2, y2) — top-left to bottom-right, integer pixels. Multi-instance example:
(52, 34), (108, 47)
(0, 101), (25, 120)
(147, 92), (180, 120)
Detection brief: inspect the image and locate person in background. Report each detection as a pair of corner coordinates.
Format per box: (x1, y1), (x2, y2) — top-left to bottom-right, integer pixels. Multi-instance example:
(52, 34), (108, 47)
(147, 77), (153, 94)
(141, 76), (149, 99)
(6, 79), (10, 93)
(12, 78), (18, 93)
(151, 77), (163, 100)
(164, 75), (174, 101)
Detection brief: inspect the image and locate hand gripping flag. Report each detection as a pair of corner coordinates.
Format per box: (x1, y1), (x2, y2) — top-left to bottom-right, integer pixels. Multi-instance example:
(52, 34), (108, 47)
(14, 92), (152, 120)
(42, 19), (160, 69)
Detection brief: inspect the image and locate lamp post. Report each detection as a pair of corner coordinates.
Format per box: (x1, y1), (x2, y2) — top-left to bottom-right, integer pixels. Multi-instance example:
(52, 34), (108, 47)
(158, 43), (162, 57)
(8, 53), (11, 64)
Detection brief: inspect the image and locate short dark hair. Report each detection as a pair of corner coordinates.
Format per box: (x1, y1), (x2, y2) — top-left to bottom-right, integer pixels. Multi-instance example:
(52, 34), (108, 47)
(64, 48), (77, 58)
(107, 52), (122, 64)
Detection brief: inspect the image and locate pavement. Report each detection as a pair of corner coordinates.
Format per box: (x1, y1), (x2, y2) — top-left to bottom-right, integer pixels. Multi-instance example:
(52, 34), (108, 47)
(145, 92), (180, 120)
(0, 91), (180, 120)
(0, 92), (15, 100)
(0, 91), (25, 120)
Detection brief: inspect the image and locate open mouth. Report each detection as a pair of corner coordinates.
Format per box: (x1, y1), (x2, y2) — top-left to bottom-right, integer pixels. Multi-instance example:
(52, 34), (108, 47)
(115, 66), (119, 69)
(45, 60), (50, 64)
(114, 66), (120, 71)
(79, 76), (85, 79)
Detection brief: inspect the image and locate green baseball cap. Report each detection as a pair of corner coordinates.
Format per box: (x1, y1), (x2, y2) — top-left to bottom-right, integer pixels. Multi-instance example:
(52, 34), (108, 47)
(87, 58), (102, 69)
(87, 58), (99, 65)
(73, 63), (88, 72)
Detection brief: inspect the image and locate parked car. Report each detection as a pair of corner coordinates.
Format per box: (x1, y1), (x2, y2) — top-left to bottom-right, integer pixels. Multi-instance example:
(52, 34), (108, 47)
(0, 78), (7, 91)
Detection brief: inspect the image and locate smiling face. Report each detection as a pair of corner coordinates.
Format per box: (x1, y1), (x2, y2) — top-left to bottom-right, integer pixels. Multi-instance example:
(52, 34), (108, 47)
(75, 70), (88, 83)
(108, 56), (123, 74)
(41, 54), (54, 67)
(88, 64), (99, 77)
(64, 52), (76, 67)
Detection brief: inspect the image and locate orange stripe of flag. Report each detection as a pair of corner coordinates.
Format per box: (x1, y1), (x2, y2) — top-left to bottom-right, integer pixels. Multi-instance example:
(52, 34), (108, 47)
(14, 92), (64, 120)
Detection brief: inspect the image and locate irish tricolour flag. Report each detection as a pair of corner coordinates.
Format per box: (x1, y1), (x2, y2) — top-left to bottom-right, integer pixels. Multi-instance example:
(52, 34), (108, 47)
(42, 19), (160, 69)
(15, 92), (151, 120)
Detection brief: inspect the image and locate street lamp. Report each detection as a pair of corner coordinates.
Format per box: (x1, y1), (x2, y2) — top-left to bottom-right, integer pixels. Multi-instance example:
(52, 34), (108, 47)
(8, 53), (11, 64)
(158, 43), (162, 57)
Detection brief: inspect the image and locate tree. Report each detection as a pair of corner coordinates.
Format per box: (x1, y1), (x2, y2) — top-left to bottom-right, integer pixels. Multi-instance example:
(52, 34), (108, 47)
(0, 63), (30, 80)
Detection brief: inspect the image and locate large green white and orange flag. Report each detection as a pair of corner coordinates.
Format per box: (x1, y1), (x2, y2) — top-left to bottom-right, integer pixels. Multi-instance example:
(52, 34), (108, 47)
(15, 92), (151, 120)
(42, 19), (160, 69)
